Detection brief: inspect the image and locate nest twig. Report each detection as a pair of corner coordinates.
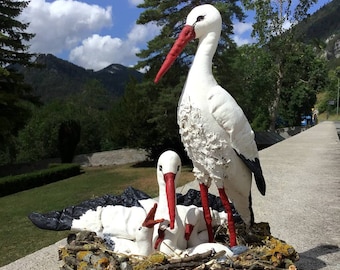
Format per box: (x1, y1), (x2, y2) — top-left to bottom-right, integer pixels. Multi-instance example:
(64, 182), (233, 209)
(58, 222), (299, 270)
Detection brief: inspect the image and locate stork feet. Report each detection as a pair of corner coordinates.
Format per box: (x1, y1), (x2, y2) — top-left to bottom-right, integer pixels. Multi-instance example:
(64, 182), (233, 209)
(214, 221), (271, 247)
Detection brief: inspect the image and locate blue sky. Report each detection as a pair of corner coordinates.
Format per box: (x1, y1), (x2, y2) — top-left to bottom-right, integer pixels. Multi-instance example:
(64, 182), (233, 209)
(20, 0), (331, 71)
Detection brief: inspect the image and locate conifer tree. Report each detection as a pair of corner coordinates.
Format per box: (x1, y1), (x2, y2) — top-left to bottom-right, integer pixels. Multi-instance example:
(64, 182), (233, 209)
(0, 0), (37, 160)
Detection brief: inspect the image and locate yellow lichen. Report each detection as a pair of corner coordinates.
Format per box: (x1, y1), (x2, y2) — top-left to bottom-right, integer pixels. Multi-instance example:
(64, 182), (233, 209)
(133, 252), (167, 270)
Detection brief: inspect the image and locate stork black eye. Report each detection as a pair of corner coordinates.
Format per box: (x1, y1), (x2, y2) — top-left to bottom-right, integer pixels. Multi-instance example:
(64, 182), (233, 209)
(196, 15), (205, 22)
(159, 165), (163, 171)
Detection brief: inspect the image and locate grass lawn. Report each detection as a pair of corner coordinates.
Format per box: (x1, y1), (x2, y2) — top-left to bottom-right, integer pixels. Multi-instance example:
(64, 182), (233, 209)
(0, 163), (195, 267)
(318, 113), (340, 121)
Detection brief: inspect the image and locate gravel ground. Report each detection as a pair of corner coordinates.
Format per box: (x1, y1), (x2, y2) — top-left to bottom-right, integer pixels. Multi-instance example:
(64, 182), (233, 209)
(1, 121), (339, 270)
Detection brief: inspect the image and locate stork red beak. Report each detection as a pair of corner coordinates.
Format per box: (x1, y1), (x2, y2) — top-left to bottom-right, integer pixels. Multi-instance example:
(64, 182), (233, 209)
(154, 25), (195, 83)
(164, 172), (176, 229)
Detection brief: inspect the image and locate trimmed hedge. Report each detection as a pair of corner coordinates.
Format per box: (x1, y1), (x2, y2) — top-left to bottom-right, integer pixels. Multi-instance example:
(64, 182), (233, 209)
(0, 163), (81, 197)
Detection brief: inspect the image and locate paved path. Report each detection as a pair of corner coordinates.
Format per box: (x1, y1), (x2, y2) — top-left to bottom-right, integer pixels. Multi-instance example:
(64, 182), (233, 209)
(253, 121), (340, 269)
(179, 121), (340, 270)
(1, 121), (339, 269)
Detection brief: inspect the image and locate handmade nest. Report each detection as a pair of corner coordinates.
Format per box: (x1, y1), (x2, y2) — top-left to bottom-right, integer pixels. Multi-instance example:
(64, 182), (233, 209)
(58, 222), (299, 270)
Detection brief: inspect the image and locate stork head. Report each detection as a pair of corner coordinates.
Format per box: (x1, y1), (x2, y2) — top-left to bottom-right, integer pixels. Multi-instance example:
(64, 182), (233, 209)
(157, 150), (181, 229)
(154, 4), (222, 83)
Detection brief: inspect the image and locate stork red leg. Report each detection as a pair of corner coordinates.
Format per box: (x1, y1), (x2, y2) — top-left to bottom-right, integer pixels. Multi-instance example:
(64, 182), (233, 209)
(218, 187), (237, 247)
(199, 183), (214, 242)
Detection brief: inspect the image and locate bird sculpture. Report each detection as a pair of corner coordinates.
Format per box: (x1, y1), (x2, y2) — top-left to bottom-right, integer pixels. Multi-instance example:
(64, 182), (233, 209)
(153, 150), (228, 256)
(153, 150), (188, 255)
(110, 203), (164, 256)
(29, 150), (226, 257)
(154, 4), (266, 247)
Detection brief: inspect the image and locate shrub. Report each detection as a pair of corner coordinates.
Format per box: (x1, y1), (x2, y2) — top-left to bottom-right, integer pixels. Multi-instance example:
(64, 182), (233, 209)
(0, 163), (81, 197)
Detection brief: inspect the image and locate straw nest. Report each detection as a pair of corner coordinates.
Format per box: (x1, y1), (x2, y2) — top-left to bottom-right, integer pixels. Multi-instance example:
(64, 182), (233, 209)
(59, 222), (299, 270)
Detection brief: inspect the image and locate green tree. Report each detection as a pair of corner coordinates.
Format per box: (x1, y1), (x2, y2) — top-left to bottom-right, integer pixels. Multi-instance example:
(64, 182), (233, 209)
(225, 44), (276, 130)
(58, 120), (81, 163)
(16, 101), (67, 162)
(242, 0), (318, 130)
(107, 78), (155, 150)
(0, 0), (37, 163)
(231, 42), (327, 129)
(143, 78), (188, 161)
(317, 67), (340, 115)
(16, 81), (113, 163)
(278, 42), (327, 126)
(77, 79), (111, 111)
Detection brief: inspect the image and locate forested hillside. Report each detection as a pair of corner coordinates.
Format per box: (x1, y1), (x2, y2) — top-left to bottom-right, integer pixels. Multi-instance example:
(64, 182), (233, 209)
(294, 0), (340, 68)
(11, 54), (143, 102)
(295, 0), (340, 42)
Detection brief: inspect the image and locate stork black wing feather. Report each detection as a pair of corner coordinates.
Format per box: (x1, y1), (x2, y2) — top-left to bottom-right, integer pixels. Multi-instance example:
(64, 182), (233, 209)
(28, 186), (151, 231)
(234, 150), (266, 196)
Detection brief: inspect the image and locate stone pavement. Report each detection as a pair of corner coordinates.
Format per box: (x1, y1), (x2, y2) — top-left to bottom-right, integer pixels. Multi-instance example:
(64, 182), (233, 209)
(1, 121), (339, 270)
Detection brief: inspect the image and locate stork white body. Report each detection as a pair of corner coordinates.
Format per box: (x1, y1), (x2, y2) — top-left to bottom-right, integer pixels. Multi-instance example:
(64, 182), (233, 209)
(182, 242), (234, 258)
(108, 203), (163, 256)
(71, 206), (103, 233)
(154, 4), (266, 245)
(181, 205), (226, 247)
(71, 200), (156, 240)
(153, 150), (227, 256)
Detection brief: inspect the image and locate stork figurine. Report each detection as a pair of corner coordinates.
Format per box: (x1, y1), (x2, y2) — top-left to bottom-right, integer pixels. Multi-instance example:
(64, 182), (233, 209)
(153, 150), (230, 256)
(110, 203), (164, 256)
(154, 4), (266, 247)
(153, 150), (187, 255)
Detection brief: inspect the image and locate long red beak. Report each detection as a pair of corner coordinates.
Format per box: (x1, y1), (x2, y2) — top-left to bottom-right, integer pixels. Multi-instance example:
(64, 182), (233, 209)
(164, 172), (176, 229)
(154, 25), (195, 83)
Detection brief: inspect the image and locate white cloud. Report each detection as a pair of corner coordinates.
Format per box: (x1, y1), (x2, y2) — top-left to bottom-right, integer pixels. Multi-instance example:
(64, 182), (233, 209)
(234, 22), (252, 35)
(282, 20), (293, 30)
(128, 23), (160, 43)
(128, 0), (144, 6)
(232, 21), (253, 46)
(233, 35), (253, 46)
(20, 0), (112, 54)
(69, 22), (161, 71)
(69, 34), (139, 70)
(20, 0), (160, 71)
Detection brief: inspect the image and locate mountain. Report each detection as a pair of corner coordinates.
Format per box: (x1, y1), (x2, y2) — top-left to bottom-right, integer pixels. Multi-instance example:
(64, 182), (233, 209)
(294, 0), (340, 66)
(295, 0), (340, 42)
(11, 54), (143, 102)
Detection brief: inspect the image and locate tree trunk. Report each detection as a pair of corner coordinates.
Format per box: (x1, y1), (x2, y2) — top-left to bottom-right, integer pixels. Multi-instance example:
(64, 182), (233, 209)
(269, 61), (283, 131)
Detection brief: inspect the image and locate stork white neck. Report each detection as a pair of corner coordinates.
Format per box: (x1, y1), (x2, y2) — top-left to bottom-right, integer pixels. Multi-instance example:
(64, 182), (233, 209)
(194, 31), (219, 67)
(187, 31), (219, 90)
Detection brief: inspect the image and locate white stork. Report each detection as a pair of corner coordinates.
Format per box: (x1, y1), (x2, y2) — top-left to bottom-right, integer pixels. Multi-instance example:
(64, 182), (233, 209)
(154, 4), (266, 247)
(153, 150), (229, 256)
(110, 203), (164, 256)
(153, 150), (188, 255)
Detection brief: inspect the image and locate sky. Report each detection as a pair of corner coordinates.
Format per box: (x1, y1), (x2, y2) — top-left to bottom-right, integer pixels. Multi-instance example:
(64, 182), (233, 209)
(19, 0), (331, 71)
